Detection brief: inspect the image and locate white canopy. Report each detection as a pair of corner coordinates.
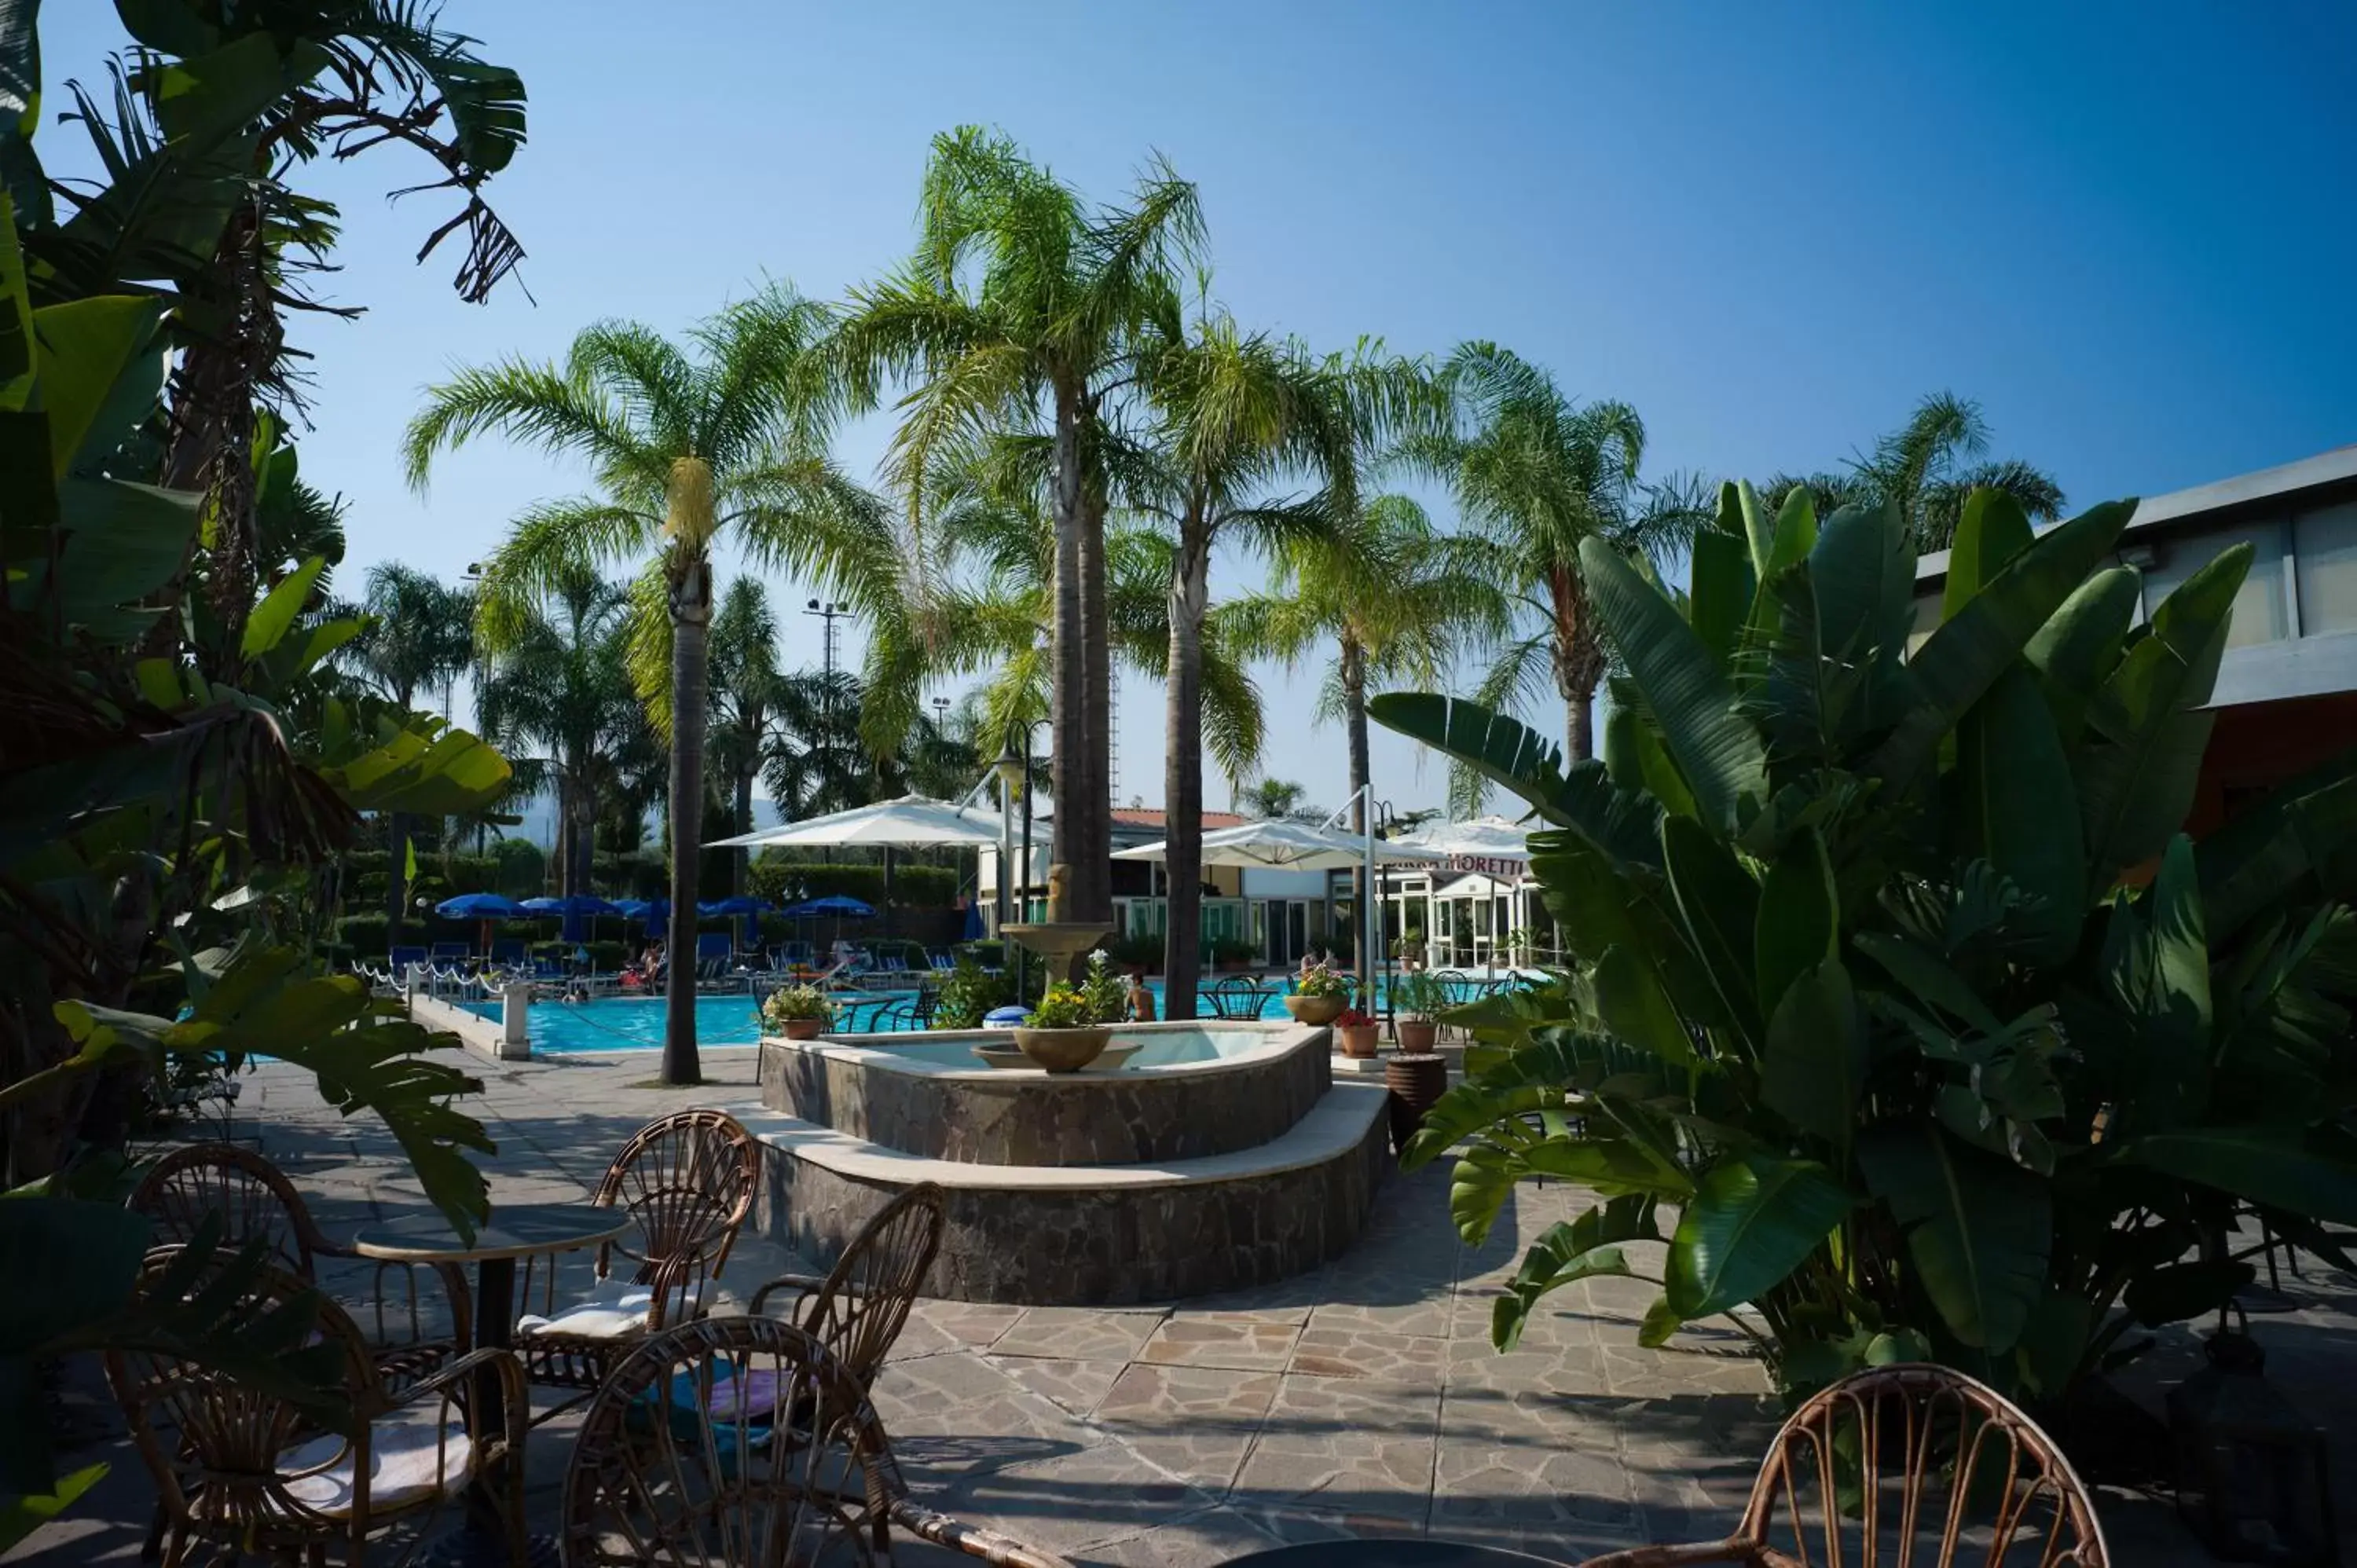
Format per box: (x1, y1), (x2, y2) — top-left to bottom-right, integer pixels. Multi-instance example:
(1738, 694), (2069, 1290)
(705, 794), (1006, 851)
(1113, 818), (1449, 871)
(1390, 815), (1533, 872)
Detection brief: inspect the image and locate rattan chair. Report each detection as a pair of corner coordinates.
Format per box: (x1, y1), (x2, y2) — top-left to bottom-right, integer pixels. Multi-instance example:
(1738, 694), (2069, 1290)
(1576, 1364), (2109, 1568)
(515, 1108), (764, 1403)
(561, 1314), (1070, 1568)
(108, 1248), (528, 1568)
(750, 1183), (946, 1387)
(129, 1141), (471, 1387)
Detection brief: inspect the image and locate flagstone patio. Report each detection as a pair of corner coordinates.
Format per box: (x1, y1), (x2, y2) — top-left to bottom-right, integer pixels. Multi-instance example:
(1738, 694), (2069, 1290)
(17, 1044), (2351, 1566)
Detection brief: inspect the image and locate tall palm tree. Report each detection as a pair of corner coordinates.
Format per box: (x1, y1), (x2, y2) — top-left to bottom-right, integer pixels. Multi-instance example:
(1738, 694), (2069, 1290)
(474, 565), (636, 900)
(402, 286), (887, 1086)
(838, 126), (1203, 925)
(706, 579), (790, 905)
(1407, 344), (1706, 764)
(1121, 316), (1363, 1015)
(1241, 778), (1308, 819)
(1232, 493), (1514, 832)
(343, 562), (475, 936)
(1761, 391), (2064, 552)
(763, 668), (889, 822)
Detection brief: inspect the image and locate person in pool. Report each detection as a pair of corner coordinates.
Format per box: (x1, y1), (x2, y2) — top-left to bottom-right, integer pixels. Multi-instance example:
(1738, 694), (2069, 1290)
(1127, 974), (1157, 1023)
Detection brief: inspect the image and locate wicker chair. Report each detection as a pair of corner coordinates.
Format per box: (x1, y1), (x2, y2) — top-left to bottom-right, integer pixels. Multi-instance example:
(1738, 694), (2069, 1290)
(561, 1314), (1069, 1568)
(515, 1108), (763, 1403)
(1576, 1364), (2109, 1568)
(750, 1183), (946, 1387)
(129, 1141), (471, 1388)
(108, 1248), (528, 1568)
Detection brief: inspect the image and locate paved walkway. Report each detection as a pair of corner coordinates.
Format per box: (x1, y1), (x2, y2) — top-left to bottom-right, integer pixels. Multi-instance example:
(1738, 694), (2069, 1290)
(16, 1044), (2352, 1566)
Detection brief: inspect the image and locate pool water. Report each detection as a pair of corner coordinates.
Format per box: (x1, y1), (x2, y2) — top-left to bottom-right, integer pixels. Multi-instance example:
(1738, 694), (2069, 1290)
(465, 973), (1527, 1053)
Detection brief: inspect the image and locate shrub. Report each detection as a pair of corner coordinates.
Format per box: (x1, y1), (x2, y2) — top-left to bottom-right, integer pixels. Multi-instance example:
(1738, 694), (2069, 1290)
(747, 855), (959, 907)
(1211, 937), (1258, 966)
(1376, 483), (2357, 1407)
(1393, 968), (1449, 1020)
(1292, 956), (1351, 999)
(1027, 983), (1093, 1028)
(760, 984), (832, 1027)
(933, 957), (1005, 1030)
(1105, 933), (1160, 969)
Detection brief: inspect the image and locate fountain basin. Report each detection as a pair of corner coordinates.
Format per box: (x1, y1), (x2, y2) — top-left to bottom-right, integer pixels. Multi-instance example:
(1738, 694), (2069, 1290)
(758, 1020), (1330, 1166)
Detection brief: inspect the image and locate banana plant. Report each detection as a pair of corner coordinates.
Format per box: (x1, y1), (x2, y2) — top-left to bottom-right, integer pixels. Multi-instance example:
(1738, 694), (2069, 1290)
(1374, 483), (2357, 1402)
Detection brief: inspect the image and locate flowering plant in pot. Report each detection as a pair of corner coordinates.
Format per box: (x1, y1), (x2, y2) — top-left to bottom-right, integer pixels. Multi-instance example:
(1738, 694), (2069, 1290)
(1332, 1006), (1380, 1058)
(1392, 969), (1448, 1053)
(1015, 956), (1120, 1072)
(1285, 955), (1351, 1024)
(761, 984), (832, 1040)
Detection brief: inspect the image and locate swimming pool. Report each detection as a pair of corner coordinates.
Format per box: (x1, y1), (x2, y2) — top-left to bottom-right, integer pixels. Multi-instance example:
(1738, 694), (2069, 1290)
(467, 973), (1530, 1053)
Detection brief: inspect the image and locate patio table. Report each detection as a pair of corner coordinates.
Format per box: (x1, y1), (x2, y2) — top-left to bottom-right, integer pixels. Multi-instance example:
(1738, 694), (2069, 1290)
(354, 1203), (632, 1566)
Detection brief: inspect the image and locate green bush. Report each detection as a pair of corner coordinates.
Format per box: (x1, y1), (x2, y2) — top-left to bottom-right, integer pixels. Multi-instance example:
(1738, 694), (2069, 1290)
(1376, 484), (2357, 1409)
(932, 957), (1005, 1029)
(1105, 934), (1161, 969)
(1210, 937), (1258, 965)
(747, 856), (959, 907)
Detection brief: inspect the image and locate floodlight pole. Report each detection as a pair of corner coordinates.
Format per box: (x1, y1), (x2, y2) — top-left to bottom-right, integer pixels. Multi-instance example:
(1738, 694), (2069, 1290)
(1323, 783), (1384, 1017)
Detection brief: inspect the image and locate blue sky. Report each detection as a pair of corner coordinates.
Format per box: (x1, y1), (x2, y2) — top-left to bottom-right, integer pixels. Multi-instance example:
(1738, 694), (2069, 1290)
(36, 1), (2357, 820)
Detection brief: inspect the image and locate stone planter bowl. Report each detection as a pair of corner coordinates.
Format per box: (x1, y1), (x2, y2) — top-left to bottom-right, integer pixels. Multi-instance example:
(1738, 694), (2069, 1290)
(1336, 1023), (1380, 1058)
(1284, 994), (1347, 1026)
(1011, 1024), (1114, 1073)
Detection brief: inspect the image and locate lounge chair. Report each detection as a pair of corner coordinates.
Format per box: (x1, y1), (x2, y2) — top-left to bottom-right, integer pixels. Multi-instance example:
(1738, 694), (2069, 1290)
(388, 944), (427, 976)
(926, 947), (957, 972)
(429, 940), (470, 964)
(490, 937), (526, 966)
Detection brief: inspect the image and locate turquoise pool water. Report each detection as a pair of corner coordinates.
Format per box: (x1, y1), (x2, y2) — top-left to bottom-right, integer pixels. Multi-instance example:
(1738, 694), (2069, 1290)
(467, 974), (1525, 1053)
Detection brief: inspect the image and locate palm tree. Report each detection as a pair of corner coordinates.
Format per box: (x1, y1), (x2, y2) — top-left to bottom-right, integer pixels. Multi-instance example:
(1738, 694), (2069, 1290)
(763, 669), (889, 822)
(1232, 493), (1514, 831)
(343, 562), (475, 936)
(706, 579), (790, 905)
(474, 565), (636, 900)
(1120, 315), (1366, 1015)
(838, 126), (1203, 925)
(1408, 344), (1707, 764)
(1760, 391), (2064, 552)
(402, 286), (888, 1086)
(1241, 779), (1308, 819)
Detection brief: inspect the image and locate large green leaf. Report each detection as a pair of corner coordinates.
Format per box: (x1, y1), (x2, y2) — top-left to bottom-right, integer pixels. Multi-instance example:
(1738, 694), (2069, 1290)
(1858, 1126), (2050, 1352)
(2079, 545), (2249, 883)
(0, 2), (41, 229)
(2099, 837), (2212, 1131)
(2198, 755), (2357, 944)
(0, 189), (28, 403)
(1736, 479), (1775, 581)
(1939, 489), (2033, 625)
(1870, 500), (2135, 795)
(1807, 500), (1916, 663)
(1954, 666), (2084, 965)
(1581, 538), (1765, 830)
(1593, 943), (1697, 1070)
(1493, 1194), (1661, 1350)
(2022, 566), (2139, 746)
(1754, 826), (1835, 1020)
(2118, 1126), (2357, 1225)
(1688, 529), (1754, 672)
(1664, 1153), (1852, 1318)
(28, 295), (162, 477)
(1371, 693), (1662, 868)
(240, 553), (326, 658)
(1662, 814), (1761, 1049)
(1760, 958), (1864, 1149)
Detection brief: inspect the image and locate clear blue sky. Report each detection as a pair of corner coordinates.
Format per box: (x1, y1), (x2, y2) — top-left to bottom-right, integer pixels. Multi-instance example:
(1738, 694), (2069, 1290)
(37, 1), (2357, 819)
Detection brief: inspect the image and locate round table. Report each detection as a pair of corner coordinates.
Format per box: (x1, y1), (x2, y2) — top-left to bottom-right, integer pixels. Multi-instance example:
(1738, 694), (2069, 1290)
(1218, 1543), (1570, 1567)
(354, 1203), (633, 1566)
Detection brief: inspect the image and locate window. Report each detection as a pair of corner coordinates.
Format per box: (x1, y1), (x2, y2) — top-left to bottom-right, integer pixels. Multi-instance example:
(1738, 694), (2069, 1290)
(2139, 525), (2286, 647)
(2295, 500), (2357, 636)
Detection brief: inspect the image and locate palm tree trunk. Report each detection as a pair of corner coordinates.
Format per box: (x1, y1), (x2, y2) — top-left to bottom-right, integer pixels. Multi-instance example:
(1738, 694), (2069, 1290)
(555, 778), (577, 900)
(1342, 635), (1372, 988)
(1047, 386), (1087, 925)
(1552, 576), (1606, 761)
(1077, 488), (1113, 924)
(733, 761), (754, 903)
(662, 556), (714, 1086)
(386, 811), (411, 943)
(1162, 526), (1210, 1020)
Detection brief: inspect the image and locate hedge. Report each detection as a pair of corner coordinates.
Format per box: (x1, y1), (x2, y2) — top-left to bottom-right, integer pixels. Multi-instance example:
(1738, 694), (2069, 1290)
(747, 857), (959, 908)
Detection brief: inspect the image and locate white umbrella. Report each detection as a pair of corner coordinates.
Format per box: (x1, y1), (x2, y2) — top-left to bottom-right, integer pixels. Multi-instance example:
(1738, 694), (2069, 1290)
(1391, 815), (1532, 874)
(703, 794), (1005, 850)
(1113, 818), (1448, 870)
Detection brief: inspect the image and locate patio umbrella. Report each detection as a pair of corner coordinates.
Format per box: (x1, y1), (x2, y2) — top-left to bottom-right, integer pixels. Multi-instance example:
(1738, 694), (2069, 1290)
(703, 795), (1002, 850)
(1387, 815), (1531, 874)
(434, 892), (527, 954)
(698, 894), (769, 951)
(522, 893), (621, 943)
(783, 895), (874, 958)
(1113, 819), (1448, 871)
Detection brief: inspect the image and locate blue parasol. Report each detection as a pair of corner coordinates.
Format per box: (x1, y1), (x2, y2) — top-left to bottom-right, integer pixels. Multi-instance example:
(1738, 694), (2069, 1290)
(434, 892), (526, 954)
(523, 893), (621, 942)
(782, 896), (874, 918)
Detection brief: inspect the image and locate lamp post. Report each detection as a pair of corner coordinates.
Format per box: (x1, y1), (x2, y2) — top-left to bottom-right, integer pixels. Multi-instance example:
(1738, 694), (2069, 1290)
(994, 722), (1050, 999)
(1322, 784), (1396, 1019)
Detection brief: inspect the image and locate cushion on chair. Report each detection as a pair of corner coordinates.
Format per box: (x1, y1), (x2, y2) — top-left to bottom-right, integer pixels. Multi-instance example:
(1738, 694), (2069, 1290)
(280, 1405), (474, 1516)
(515, 1277), (658, 1339)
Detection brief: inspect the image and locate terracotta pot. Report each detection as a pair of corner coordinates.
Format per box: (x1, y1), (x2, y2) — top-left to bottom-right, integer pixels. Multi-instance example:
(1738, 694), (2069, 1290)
(1010, 1024), (1113, 1073)
(1397, 1018), (1439, 1053)
(1285, 994), (1347, 1025)
(1336, 1023), (1380, 1058)
(781, 1017), (826, 1040)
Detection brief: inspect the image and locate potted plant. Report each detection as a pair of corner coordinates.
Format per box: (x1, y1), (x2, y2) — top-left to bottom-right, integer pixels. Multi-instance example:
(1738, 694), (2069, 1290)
(1013, 980), (1113, 1072)
(761, 983), (832, 1040)
(1393, 969), (1446, 1053)
(1284, 955), (1351, 1024)
(1332, 1006), (1380, 1059)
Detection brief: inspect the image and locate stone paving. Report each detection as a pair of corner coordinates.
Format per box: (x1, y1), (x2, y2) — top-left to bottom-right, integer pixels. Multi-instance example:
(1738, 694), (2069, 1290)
(15, 1042), (2355, 1566)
